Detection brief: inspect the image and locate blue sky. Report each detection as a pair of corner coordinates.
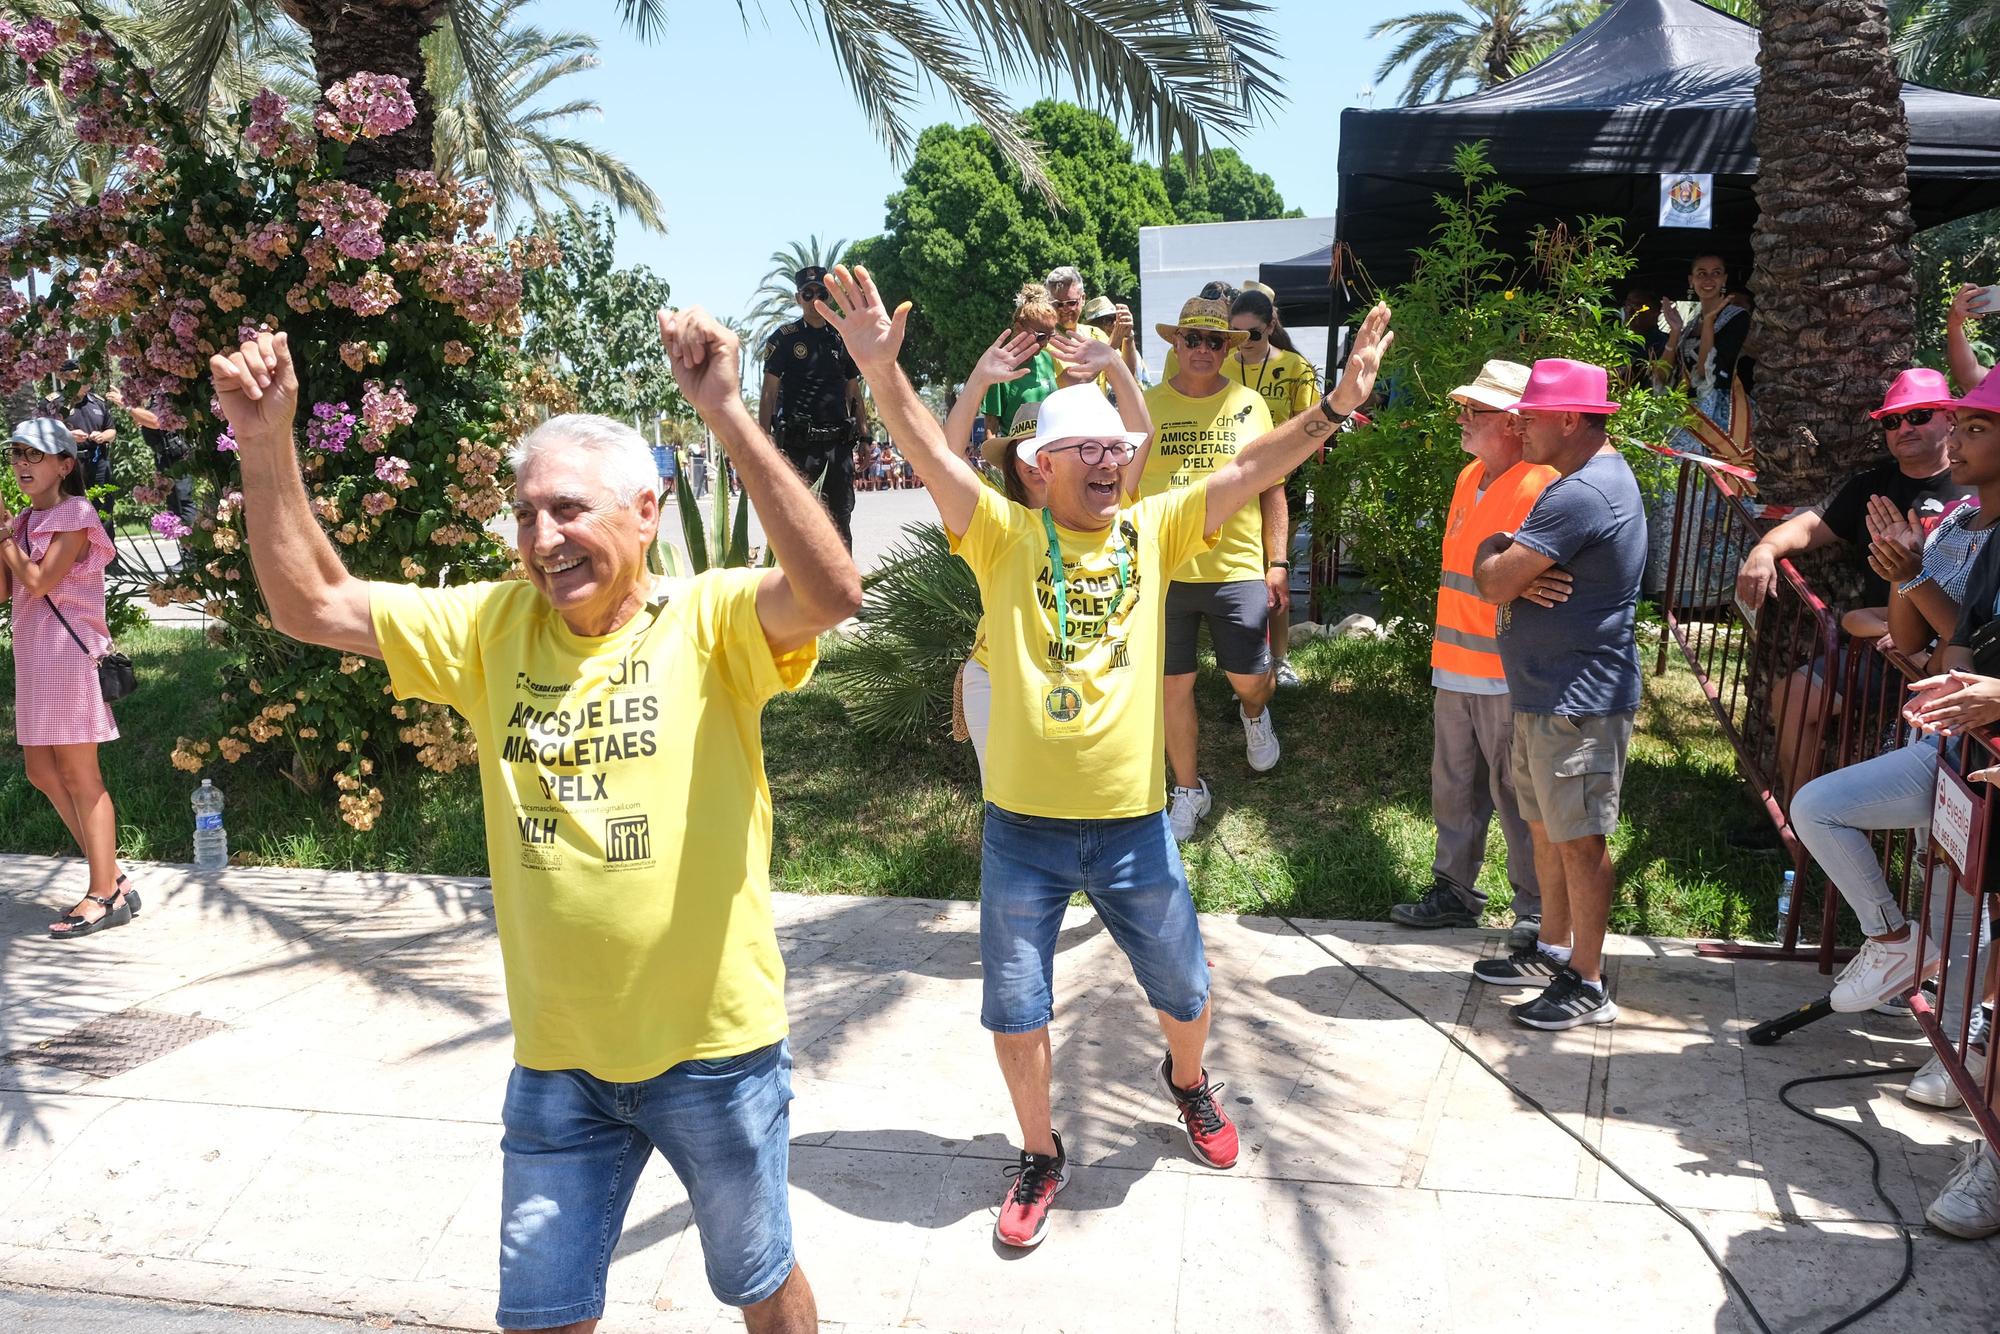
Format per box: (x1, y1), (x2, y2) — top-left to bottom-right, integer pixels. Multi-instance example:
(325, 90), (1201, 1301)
(525, 2), (1398, 317)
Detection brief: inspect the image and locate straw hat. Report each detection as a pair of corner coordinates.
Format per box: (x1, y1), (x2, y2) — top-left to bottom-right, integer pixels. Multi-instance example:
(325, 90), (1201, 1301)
(1448, 360), (1533, 412)
(1154, 296), (1250, 350)
(1080, 295), (1117, 324)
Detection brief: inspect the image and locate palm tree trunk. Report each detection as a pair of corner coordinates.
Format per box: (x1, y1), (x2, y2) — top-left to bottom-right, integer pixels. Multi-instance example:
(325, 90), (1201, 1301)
(1750, 2), (1916, 502)
(286, 0), (446, 184)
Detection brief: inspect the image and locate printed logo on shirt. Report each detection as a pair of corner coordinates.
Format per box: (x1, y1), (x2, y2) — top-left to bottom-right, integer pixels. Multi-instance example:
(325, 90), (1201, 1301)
(516, 814), (563, 870)
(604, 814), (653, 867)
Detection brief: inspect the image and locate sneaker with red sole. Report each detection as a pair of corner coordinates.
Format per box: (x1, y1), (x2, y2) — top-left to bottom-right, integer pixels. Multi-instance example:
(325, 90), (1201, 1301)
(1160, 1053), (1238, 1168)
(994, 1130), (1066, 1249)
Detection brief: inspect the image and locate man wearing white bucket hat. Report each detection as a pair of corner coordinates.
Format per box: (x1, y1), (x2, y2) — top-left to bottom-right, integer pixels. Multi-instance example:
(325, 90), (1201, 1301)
(816, 264), (1394, 1251)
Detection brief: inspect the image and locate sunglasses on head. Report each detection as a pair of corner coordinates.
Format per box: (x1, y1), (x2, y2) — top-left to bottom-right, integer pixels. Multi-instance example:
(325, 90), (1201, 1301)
(1029, 330), (1053, 345)
(1045, 439), (1135, 466)
(1879, 408), (1938, 431)
(1180, 331), (1229, 352)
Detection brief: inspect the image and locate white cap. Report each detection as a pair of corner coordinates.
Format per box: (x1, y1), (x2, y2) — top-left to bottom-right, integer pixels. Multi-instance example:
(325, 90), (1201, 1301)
(1015, 383), (1148, 464)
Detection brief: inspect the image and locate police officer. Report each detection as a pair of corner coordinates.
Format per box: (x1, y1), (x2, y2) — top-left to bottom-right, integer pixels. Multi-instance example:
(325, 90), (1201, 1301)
(51, 360), (118, 539)
(760, 266), (864, 550)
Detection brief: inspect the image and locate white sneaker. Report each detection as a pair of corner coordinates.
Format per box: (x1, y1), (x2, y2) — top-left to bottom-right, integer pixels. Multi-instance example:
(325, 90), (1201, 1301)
(1168, 780), (1212, 842)
(1274, 661), (1303, 690)
(1241, 704), (1280, 772)
(1908, 1046), (1989, 1109)
(1926, 1145), (2000, 1239)
(1828, 932), (1936, 1013)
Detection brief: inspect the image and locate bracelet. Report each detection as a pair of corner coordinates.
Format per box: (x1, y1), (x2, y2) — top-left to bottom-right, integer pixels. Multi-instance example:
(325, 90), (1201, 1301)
(1316, 393), (1350, 426)
(1898, 571), (1933, 596)
(1268, 559), (1290, 569)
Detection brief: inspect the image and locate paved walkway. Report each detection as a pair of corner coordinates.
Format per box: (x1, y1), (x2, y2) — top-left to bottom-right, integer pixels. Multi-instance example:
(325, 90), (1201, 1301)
(0, 854), (1993, 1332)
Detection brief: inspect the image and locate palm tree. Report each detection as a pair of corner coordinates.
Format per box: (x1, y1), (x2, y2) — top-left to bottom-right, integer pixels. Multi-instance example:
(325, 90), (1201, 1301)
(742, 236), (850, 349)
(148, 2), (1283, 201)
(1893, 0), (2000, 93)
(1369, 0), (1581, 105)
(425, 1), (664, 235)
(1750, 1), (1915, 500)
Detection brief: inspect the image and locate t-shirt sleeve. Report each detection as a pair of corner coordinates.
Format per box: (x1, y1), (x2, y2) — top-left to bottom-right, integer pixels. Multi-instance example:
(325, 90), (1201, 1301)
(31, 497), (114, 571)
(760, 333), (783, 376)
(1156, 482), (1219, 570)
(1821, 474), (1871, 544)
(946, 482), (1028, 577)
(369, 580), (497, 714)
(1510, 476), (1602, 566)
(683, 567), (818, 708)
(979, 380), (1006, 419)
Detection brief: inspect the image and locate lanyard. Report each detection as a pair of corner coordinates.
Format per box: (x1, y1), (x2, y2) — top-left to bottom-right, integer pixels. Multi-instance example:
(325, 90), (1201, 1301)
(1041, 509), (1128, 654)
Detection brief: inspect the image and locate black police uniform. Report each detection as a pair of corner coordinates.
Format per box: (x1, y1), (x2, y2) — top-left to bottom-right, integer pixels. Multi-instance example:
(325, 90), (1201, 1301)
(55, 392), (118, 535)
(762, 317), (860, 550)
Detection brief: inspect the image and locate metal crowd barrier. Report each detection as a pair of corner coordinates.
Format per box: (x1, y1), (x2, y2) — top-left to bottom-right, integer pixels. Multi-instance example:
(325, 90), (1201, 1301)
(1654, 456), (1841, 967)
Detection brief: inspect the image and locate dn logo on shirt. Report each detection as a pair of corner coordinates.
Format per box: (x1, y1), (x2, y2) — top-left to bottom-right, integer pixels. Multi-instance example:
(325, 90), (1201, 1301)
(604, 815), (652, 865)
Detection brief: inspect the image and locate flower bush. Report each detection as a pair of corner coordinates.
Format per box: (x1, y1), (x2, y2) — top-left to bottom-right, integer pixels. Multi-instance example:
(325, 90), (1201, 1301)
(0, 15), (564, 824)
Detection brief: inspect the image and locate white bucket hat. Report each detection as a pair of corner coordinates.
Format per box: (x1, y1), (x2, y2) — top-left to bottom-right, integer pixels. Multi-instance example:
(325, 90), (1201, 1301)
(1448, 359), (1533, 412)
(1016, 383), (1148, 464)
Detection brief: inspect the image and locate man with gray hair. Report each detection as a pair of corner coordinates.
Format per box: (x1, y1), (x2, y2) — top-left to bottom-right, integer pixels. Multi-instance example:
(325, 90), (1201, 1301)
(211, 308), (858, 1334)
(1043, 264), (1118, 387)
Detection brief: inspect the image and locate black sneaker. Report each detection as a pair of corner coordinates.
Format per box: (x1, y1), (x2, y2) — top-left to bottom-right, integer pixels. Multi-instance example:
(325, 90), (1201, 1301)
(1472, 942), (1563, 987)
(1511, 968), (1619, 1031)
(1390, 880), (1479, 929)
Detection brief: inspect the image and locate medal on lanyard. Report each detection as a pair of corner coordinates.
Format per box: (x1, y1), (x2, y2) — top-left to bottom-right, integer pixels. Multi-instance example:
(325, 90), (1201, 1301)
(1040, 510), (1128, 737)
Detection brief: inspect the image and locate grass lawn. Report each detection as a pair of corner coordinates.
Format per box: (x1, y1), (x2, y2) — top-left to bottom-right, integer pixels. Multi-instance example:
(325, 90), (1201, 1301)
(0, 623), (1790, 939)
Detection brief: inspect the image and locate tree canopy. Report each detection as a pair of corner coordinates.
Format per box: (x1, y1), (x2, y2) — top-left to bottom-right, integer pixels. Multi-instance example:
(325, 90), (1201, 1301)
(850, 101), (1299, 385)
(521, 206), (682, 424)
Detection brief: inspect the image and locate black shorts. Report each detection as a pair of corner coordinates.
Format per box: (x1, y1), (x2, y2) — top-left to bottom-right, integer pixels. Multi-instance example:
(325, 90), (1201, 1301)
(1164, 579), (1272, 677)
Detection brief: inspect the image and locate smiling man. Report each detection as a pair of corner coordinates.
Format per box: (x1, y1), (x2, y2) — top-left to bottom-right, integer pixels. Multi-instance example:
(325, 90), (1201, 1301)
(817, 263), (1393, 1251)
(212, 310), (859, 1334)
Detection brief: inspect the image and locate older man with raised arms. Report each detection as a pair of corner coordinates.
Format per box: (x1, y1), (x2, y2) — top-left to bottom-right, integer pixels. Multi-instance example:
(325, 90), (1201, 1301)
(210, 307), (859, 1334)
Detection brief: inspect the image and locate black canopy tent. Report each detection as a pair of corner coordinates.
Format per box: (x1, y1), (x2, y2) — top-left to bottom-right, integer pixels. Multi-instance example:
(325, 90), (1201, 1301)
(1280, 0), (2000, 327)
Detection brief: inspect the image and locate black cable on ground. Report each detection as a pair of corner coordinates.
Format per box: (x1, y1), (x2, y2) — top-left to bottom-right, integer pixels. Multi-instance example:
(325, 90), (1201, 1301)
(1210, 831), (1920, 1334)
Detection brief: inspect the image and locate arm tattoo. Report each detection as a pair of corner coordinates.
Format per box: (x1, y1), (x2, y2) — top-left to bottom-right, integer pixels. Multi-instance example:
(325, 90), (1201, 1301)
(1303, 417), (1335, 439)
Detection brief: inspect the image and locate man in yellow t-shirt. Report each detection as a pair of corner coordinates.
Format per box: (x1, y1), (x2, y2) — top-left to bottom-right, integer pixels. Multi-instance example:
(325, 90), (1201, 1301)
(819, 263), (1394, 1253)
(1044, 264), (1114, 391)
(210, 310), (860, 1334)
(1142, 295), (1281, 843)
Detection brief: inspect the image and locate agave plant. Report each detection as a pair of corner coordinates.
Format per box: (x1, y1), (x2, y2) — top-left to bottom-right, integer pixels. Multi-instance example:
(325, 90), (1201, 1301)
(822, 522), (982, 740)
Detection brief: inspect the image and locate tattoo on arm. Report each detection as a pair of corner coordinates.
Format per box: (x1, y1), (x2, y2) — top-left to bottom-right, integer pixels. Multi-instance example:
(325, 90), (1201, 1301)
(1304, 417), (1334, 439)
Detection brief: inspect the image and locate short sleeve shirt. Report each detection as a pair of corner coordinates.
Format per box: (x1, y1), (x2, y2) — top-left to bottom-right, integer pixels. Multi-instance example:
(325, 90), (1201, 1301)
(369, 571), (817, 1081)
(1139, 381), (1273, 583)
(761, 319), (859, 427)
(949, 484), (1214, 818)
(1496, 450), (1649, 716)
(1820, 461), (1971, 605)
(1224, 348), (1319, 427)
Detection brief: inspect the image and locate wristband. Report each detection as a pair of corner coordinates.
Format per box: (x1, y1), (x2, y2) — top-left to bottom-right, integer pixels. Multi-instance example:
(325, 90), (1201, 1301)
(1316, 393), (1350, 426)
(1268, 560), (1290, 569)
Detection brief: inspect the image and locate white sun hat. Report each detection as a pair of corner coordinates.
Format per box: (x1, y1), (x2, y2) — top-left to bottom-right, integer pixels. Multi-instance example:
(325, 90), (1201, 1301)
(1016, 383), (1148, 464)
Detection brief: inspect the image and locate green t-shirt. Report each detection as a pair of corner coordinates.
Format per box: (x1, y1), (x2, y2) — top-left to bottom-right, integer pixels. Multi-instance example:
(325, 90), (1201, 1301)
(980, 350), (1060, 427)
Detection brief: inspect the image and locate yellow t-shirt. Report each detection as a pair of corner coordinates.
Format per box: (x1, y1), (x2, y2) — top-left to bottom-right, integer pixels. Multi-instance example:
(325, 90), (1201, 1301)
(949, 484), (1214, 818)
(1140, 379), (1273, 583)
(370, 571), (817, 1081)
(1226, 348), (1319, 426)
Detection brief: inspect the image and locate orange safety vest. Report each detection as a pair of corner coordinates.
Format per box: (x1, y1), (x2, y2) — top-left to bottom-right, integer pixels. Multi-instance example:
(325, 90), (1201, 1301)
(1432, 457), (1560, 683)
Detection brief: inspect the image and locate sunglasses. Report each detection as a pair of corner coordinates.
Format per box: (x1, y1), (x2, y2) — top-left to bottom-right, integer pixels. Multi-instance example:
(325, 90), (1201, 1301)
(1051, 297), (1083, 309)
(1240, 328), (1266, 342)
(1459, 405), (1507, 416)
(1879, 408), (1938, 430)
(7, 445), (55, 464)
(1045, 440), (1136, 466)
(1029, 330), (1053, 345)
(1180, 332), (1229, 352)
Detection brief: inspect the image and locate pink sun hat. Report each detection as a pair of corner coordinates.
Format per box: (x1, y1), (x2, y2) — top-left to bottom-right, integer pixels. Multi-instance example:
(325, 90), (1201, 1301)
(1505, 358), (1621, 415)
(1872, 367), (1955, 419)
(1945, 370), (2000, 417)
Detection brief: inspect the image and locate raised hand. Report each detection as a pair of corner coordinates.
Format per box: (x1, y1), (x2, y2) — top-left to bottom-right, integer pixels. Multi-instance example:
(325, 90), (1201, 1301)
(1110, 303), (1133, 347)
(657, 306), (741, 418)
(971, 328), (1042, 388)
(1049, 330), (1117, 377)
(1329, 302), (1394, 416)
(208, 329), (300, 447)
(817, 265), (909, 376)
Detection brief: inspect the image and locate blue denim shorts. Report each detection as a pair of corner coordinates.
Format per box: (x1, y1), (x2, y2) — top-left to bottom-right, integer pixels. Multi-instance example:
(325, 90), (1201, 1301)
(980, 803), (1211, 1032)
(496, 1041), (795, 1328)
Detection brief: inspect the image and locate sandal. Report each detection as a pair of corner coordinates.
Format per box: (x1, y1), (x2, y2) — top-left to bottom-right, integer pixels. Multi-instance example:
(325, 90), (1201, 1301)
(116, 874), (141, 918)
(49, 891), (132, 940)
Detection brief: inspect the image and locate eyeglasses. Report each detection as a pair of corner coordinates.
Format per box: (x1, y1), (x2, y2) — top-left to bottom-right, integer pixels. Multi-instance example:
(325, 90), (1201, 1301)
(1879, 408), (1939, 431)
(1046, 439), (1136, 466)
(8, 445), (52, 464)
(1241, 328), (1266, 342)
(1458, 405), (1507, 417)
(1180, 332), (1229, 351)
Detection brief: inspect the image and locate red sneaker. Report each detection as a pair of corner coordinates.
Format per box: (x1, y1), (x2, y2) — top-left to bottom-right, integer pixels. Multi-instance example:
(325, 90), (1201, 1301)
(994, 1130), (1067, 1249)
(1160, 1054), (1238, 1168)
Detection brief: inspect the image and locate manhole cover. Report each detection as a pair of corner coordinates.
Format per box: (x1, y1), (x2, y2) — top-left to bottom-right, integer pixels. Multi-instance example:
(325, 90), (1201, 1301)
(3, 1008), (230, 1078)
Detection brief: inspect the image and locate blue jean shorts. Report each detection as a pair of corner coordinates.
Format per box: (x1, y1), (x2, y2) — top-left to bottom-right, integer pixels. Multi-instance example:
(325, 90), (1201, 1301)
(980, 803), (1211, 1032)
(496, 1041), (795, 1328)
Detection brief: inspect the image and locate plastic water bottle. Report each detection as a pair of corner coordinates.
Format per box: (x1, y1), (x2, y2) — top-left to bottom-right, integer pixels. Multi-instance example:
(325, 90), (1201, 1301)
(192, 779), (228, 870)
(1775, 869), (1795, 940)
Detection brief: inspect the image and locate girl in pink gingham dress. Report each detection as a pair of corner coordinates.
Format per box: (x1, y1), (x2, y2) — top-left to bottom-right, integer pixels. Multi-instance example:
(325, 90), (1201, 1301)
(3, 420), (139, 939)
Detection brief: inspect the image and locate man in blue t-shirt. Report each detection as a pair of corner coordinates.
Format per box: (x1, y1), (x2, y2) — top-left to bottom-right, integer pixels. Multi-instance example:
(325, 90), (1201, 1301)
(1469, 359), (1646, 1033)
